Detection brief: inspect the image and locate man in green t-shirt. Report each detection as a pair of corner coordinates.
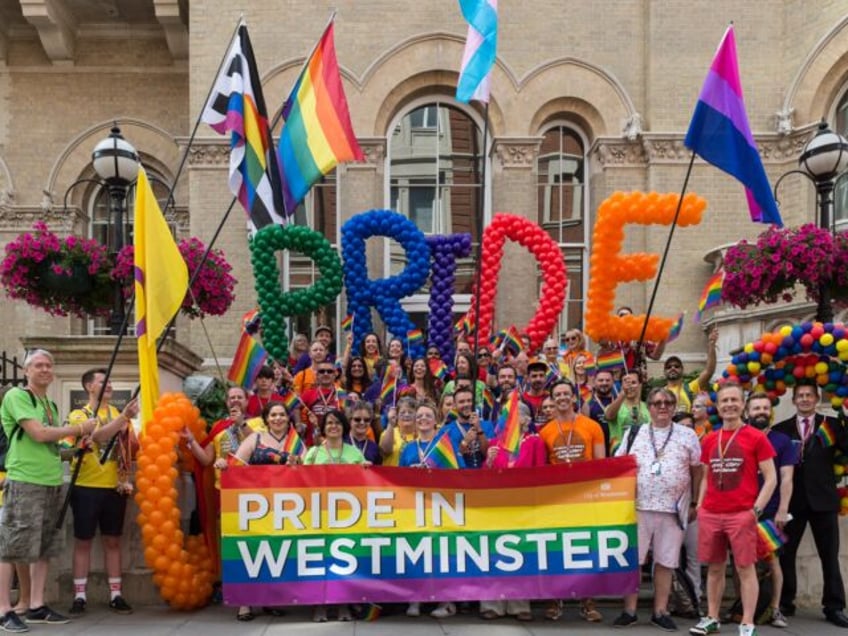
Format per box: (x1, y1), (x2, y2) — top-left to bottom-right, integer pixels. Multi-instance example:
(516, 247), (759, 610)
(0, 349), (96, 633)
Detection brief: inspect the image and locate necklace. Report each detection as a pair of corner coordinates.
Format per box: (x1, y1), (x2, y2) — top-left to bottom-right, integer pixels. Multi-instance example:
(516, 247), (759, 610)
(350, 436), (368, 454)
(324, 442), (344, 464)
(716, 424), (744, 490)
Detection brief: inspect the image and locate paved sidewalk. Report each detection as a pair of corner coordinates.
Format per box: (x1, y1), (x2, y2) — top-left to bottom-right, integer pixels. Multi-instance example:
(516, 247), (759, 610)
(18, 602), (845, 636)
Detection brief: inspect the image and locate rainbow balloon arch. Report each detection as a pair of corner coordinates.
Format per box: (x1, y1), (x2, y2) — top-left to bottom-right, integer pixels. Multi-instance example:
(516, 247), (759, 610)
(722, 321), (848, 409)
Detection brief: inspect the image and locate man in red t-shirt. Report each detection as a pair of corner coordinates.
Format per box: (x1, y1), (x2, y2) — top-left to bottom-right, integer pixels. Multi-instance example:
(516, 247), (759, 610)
(690, 383), (776, 636)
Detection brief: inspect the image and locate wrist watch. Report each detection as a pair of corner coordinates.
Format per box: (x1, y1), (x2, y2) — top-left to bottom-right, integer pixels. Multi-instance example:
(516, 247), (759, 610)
(753, 505), (762, 517)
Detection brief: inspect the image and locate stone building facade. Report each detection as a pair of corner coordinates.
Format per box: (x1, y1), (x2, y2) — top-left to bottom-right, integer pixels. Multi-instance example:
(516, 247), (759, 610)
(2, 0), (848, 603)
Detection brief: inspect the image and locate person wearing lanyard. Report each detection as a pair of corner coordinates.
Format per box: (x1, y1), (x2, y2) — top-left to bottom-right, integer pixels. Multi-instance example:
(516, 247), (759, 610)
(690, 383), (776, 636)
(440, 386), (493, 469)
(614, 388), (701, 630)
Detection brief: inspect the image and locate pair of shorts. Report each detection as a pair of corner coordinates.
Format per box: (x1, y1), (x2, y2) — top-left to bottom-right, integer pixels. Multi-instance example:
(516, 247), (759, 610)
(70, 486), (128, 540)
(697, 508), (758, 567)
(637, 510), (684, 568)
(0, 480), (64, 562)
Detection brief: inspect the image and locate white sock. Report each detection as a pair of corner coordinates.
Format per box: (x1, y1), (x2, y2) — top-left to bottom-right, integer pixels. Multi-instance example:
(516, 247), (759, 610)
(73, 578), (87, 601)
(108, 577), (122, 601)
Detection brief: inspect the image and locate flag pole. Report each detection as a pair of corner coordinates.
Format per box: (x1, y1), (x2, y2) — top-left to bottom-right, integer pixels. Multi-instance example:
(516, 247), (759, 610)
(634, 150), (697, 367)
(470, 101), (490, 414)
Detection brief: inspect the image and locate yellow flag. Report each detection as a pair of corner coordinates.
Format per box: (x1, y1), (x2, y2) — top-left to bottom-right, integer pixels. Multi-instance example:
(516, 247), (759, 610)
(134, 167), (188, 428)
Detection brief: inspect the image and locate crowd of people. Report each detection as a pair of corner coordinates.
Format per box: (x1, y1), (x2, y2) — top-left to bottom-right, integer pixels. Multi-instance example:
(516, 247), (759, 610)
(0, 314), (846, 635)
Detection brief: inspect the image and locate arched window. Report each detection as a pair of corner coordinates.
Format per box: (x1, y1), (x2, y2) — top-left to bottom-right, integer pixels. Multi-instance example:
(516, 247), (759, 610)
(835, 90), (848, 224)
(387, 101), (484, 325)
(536, 123), (589, 335)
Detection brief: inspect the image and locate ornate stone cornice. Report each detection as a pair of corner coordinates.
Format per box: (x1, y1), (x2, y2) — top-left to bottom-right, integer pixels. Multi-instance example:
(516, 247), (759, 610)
(641, 135), (690, 163)
(493, 137), (543, 169)
(351, 137), (385, 169)
(183, 139), (230, 167)
(0, 205), (86, 231)
(592, 137), (647, 167)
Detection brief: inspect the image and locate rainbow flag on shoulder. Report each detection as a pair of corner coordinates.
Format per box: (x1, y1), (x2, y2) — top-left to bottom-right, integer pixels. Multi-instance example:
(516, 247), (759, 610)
(227, 331), (269, 388)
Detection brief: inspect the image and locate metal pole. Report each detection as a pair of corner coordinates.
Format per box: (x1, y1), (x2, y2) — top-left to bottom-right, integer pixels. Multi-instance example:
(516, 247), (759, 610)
(817, 179), (835, 323)
(108, 183), (128, 335)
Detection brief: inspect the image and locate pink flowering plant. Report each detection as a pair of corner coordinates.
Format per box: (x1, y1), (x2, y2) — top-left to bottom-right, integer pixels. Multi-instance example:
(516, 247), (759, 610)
(113, 237), (236, 319)
(723, 224), (840, 309)
(0, 222), (112, 317)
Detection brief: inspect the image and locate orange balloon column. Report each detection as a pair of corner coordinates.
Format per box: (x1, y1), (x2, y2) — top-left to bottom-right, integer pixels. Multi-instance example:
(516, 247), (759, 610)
(135, 392), (215, 610)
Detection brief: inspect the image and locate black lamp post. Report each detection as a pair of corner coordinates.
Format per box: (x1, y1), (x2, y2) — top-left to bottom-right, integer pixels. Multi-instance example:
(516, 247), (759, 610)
(798, 122), (848, 323)
(91, 126), (139, 335)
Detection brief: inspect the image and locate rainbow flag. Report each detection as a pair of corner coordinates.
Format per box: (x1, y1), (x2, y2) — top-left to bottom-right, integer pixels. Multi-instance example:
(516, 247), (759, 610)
(341, 313), (353, 332)
(335, 388), (349, 408)
(757, 518), (786, 553)
(277, 21), (364, 214)
(596, 350), (626, 371)
(454, 312), (470, 335)
(667, 312), (685, 343)
(482, 388), (495, 414)
(426, 433), (460, 469)
(362, 604), (381, 621)
(456, 0), (498, 104)
(817, 420), (837, 448)
(242, 308), (262, 334)
(503, 325), (523, 356)
(201, 24), (285, 230)
(380, 368), (397, 402)
(684, 25), (781, 226)
(407, 329), (424, 347)
(220, 458), (639, 605)
(498, 389), (522, 456)
(696, 271), (724, 321)
(227, 331), (269, 388)
(282, 428), (305, 458)
(429, 359), (448, 381)
(280, 389), (302, 414)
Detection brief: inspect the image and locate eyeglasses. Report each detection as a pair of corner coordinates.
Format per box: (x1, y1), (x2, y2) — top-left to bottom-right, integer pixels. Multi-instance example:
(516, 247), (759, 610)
(650, 400), (675, 408)
(351, 417), (370, 423)
(317, 369), (336, 375)
(565, 336), (579, 342)
(416, 413), (436, 421)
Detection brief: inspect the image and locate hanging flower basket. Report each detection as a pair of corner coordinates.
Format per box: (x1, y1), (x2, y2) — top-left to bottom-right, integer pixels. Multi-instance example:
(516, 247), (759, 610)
(112, 238), (236, 319)
(1, 222), (113, 317)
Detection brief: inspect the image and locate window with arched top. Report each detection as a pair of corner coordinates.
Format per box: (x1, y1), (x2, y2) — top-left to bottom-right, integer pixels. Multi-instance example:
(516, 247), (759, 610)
(536, 123), (589, 335)
(386, 101), (485, 328)
(835, 90), (848, 225)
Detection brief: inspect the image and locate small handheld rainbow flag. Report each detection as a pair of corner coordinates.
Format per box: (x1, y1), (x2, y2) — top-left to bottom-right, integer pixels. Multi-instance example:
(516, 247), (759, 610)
(429, 358), (448, 381)
(282, 428), (305, 457)
(498, 389), (522, 456)
(380, 367), (397, 402)
(407, 328), (424, 347)
(454, 312), (470, 335)
(490, 328), (507, 349)
(757, 518), (786, 553)
(227, 331), (269, 388)
(596, 349), (626, 371)
(503, 325), (523, 356)
(340, 313), (353, 332)
(242, 308), (262, 334)
(280, 389), (302, 413)
(426, 433), (460, 469)
(361, 604), (381, 621)
(482, 388), (495, 414)
(817, 420), (836, 448)
(335, 388), (349, 408)
(667, 311), (685, 343)
(696, 271), (724, 322)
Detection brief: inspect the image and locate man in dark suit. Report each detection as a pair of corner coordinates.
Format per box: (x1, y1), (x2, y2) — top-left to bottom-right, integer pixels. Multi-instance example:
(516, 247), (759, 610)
(774, 380), (848, 628)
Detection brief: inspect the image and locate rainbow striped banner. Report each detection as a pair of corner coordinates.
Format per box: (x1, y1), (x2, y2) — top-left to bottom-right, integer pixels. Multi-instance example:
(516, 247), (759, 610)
(220, 457), (638, 605)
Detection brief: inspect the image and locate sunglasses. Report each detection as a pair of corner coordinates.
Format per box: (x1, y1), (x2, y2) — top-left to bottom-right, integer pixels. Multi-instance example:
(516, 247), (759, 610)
(317, 369), (336, 375)
(565, 336), (578, 342)
(351, 417), (370, 423)
(651, 400), (675, 408)
(665, 364), (682, 370)
(478, 352), (491, 358)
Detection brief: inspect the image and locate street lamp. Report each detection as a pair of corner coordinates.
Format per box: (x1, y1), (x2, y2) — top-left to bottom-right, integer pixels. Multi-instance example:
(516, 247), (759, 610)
(774, 121), (848, 322)
(798, 121), (848, 322)
(91, 126), (139, 335)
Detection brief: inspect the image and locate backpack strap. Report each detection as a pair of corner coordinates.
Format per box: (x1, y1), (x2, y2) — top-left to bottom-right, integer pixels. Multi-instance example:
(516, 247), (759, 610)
(624, 424), (641, 454)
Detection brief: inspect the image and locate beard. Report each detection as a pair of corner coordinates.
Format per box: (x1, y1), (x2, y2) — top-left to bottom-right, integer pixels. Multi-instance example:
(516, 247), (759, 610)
(749, 414), (770, 430)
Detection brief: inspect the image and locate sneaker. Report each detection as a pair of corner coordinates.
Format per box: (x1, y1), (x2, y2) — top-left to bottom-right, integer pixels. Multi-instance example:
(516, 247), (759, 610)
(690, 616), (720, 635)
(430, 602), (456, 619)
(0, 611), (28, 633)
(312, 607), (327, 623)
(580, 598), (603, 622)
(337, 606), (352, 622)
(651, 613), (678, 632)
(738, 624), (757, 636)
(24, 606), (69, 625)
(109, 596), (133, 615)
(614, 611), (638, 627)
(770, 608), (788, 628)
(406, 602), (420, 617)
(68, 598), (86, 616)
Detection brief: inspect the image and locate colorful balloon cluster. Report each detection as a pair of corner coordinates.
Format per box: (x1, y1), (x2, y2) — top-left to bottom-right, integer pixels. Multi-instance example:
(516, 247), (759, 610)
(250, 224), (344, 361)
(585, 191), (707, 343)
(426, 233), (472, 360)
(467, 214), (567, 352)
(342, 210), (431, 360)
(723, 322), (848, 408)
(135, 393), (215, 609)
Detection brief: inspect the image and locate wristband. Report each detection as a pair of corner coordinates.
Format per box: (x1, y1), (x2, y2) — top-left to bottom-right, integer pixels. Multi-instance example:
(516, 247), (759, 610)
(753, 506), (762, 518)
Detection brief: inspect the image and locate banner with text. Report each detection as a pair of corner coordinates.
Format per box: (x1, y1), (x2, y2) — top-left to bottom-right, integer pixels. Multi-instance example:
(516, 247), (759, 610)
(220, 456), (639, 605)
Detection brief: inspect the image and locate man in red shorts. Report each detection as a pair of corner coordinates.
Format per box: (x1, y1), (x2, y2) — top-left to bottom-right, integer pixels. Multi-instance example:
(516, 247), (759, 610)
(690, 383), (776, 636)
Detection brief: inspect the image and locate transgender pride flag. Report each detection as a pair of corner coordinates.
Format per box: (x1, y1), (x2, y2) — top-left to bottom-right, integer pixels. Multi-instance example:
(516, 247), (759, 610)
(684, 25), (782, 227)
(456, 0), (497, 103)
